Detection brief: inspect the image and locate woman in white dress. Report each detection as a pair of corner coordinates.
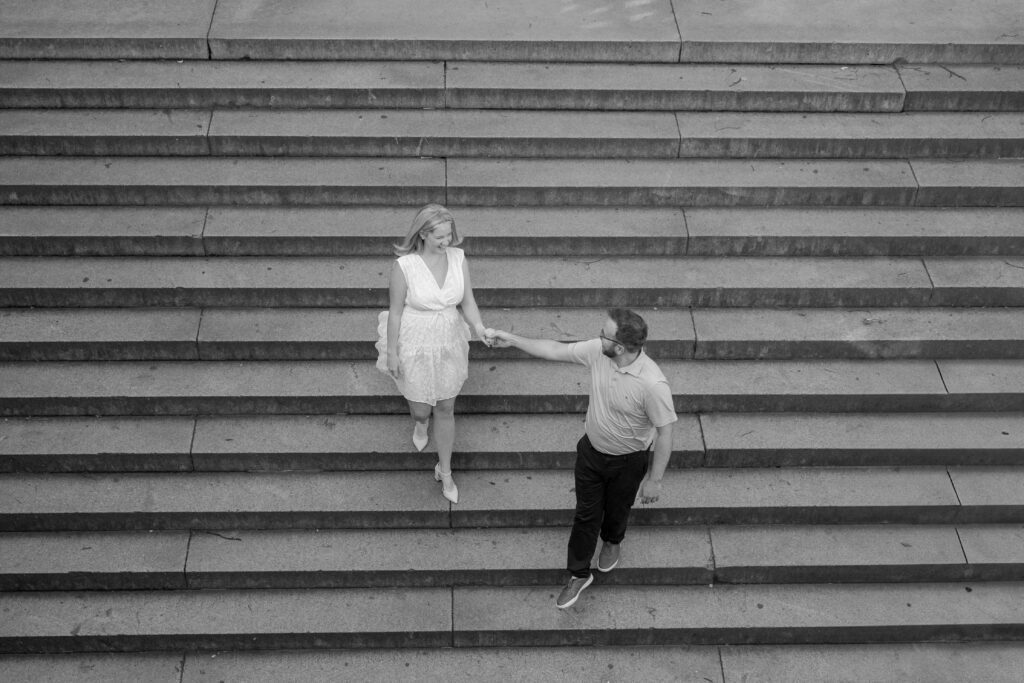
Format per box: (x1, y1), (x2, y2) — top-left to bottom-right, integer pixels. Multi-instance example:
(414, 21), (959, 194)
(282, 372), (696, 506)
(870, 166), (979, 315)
(375, 204), (491, 503)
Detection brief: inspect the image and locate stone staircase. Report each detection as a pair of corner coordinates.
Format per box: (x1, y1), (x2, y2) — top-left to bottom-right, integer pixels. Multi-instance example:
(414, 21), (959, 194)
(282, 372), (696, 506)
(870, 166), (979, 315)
(2, 0), (1024, 680)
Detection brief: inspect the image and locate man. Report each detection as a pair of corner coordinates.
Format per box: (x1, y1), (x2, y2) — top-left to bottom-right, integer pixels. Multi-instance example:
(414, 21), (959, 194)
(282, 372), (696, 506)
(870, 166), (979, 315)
(490, 308), (676, 609)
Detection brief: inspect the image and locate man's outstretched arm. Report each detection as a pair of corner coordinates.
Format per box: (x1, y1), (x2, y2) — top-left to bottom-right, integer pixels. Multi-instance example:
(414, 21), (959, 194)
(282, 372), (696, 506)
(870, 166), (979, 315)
(491, 330), (576, 362)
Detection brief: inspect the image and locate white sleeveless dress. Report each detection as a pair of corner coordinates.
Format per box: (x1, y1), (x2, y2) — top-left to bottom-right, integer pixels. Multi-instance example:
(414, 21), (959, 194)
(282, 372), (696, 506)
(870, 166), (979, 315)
(375, 247), (472, 405)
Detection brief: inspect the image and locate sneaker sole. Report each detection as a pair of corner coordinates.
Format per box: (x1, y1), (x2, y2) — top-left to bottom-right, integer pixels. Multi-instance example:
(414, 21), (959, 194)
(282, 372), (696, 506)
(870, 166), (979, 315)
(556, 574), (594, 609)
(597, 558), (618, 573)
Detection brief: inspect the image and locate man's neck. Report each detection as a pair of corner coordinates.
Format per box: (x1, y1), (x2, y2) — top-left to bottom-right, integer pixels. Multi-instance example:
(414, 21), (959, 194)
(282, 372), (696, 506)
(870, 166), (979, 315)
(612, 348), (641, 368)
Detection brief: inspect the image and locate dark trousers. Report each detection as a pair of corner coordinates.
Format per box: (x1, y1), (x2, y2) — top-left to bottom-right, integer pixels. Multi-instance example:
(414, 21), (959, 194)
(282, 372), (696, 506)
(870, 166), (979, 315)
(567, 434), (649, 578)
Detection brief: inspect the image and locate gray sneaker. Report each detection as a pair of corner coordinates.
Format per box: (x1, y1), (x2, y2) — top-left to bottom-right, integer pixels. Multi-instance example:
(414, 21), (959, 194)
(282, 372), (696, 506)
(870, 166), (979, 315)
(597, 542), (620, 573)
(556, 574), (594, 609)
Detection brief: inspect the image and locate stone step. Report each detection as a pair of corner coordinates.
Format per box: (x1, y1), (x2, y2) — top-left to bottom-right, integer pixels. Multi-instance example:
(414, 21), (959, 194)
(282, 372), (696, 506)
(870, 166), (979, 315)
(899, 64), (1024, 112)
(8, 157), (1022, 208)
(3, 525), (1022, 591)
(6, 358), (1021, 416)
(2, 582), (1022, 652)
(4, 307), (1024, 363)
(3, 412), (1021, 473)
(3, 255), (1024, 308)
(4, 0), (1022, 66)
(3, 207), (1022, 257)
(6, 643), (1020, 683)
(2, 466), (1022, 531)
(4, 110), (1023, 159)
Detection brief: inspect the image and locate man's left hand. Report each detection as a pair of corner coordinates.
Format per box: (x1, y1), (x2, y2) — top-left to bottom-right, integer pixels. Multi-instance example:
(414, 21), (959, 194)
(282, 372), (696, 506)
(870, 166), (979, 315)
(639, 479), (662, 504)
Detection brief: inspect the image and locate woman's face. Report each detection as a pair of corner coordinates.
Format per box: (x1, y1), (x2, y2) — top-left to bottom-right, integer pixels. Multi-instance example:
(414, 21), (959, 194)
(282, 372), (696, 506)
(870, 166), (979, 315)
(421, 221), (453, 252)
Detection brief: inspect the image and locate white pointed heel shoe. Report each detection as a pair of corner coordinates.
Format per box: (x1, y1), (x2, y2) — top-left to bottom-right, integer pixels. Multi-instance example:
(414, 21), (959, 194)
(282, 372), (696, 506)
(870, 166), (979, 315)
(412, 421), (429, 451)
(434, 463), (459, 504)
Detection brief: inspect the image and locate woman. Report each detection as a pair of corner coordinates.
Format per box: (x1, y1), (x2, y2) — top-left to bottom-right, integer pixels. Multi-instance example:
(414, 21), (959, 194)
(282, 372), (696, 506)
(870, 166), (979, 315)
(375, 204), (491, 504)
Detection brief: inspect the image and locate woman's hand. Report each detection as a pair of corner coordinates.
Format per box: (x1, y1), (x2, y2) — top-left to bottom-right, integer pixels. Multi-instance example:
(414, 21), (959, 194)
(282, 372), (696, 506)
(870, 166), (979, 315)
(386, 350), (401, 379)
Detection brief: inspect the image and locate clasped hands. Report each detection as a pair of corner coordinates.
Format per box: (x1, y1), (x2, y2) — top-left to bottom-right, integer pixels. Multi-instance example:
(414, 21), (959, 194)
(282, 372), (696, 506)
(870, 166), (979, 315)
(479, 328), (513, 348)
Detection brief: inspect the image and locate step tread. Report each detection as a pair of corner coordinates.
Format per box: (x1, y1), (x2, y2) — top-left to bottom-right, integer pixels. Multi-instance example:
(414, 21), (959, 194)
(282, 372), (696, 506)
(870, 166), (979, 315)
(0, 359), (959, 416)
(452, 582), (1024, 646)
(7, 467), (1020, 530)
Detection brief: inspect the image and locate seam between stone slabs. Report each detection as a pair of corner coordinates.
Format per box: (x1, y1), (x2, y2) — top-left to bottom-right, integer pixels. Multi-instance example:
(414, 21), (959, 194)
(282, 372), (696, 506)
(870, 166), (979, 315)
(934, 359), (950, 394)
(695, 414), (710, 467)
(202, 110), (214, 157)
(907, 158), (923, 207)
(920, 256), (937, 301)
(183, 530), (194, 589)
(954, 527), (970, 565)
(893, 64), (910, 113)
(705, 524), (717, 587)
(946, 469), (964, 508)
(199, 207), (211, 257)
(177, 651), (188, 683)
(673, 111), (683, 158)
(687, 307), (699, 362)
(668, 0), (683, 63)
(204, 0), (221, 61)
(716, 645), (727, 683)
(188, 413), (199, 472)
(195, 309), (207, 363)
(681, 206), (691, 255)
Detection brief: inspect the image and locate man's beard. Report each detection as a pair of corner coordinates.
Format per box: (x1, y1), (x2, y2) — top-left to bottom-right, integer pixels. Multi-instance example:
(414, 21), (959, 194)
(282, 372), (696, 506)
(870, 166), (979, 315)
(602, 346), (617, 359)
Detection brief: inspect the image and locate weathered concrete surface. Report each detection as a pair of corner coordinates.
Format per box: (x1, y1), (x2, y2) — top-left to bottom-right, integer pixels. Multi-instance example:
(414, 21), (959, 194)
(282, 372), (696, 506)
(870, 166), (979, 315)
(0, 0), (217, 59)
(185, 527), (712, 588)
(191, 413), (704, 471)
(0, 207), (207, 257)
(674, 0), (1024, 64)
(203, 206), (688, 256)
(0, 415), (195, 472)
(0, 157), (445, 206)
(0, 472), (449, 531)
(675, 112), (1024, 158)
(0, 60), (445, 109)
(182, 647), (724, 683)
(450, 467), (961, 527)
(926, 257), (1024, 306)
(0, 110), (212, 156)
(0, 531), (189, 590)
(899, 64), (1024, 111)
(208, 110), (681, 158)
(0, 255), (939, 308)
(0, 588), (452, 652)
(700, 412), (1024, 466)
(0, 653), (184, 683)
(446, 63), (905, 111)
(913, 160), (1024, 208)
(684, 207), (1024, 256)
(720, 643), (1024, 683)
(452, 582), (1024, 646)
(194, 307), (693, 361)
(447, 159), (918, 207)
(959, 525), (1024, 574)
(0, 308), (202, 361)
(0, 359), (953, 416)
(209, 0), (681, 62)
(692, 308), (1024, 359)
(711, 525), (967, 583)
(948, 467), (1024, 522)
(937, 360), (1024, 411)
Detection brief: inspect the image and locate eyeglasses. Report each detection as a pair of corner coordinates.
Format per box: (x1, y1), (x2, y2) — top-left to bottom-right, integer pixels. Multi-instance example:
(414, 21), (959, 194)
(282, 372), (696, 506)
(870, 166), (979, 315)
(599, 332), (622, 346)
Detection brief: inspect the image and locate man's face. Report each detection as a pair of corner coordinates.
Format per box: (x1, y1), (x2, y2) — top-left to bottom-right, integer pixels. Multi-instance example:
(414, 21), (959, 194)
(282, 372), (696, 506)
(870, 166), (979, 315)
(599, 319), (621, 359)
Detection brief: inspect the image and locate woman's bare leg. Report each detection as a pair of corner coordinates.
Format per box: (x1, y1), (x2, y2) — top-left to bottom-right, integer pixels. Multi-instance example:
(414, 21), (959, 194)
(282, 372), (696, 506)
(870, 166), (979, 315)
(432, 397), (456, 473)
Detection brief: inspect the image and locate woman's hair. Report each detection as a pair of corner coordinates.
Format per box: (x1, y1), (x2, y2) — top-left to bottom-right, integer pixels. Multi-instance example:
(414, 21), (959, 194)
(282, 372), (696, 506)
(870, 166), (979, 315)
(393, 204), (462, 255)
(607, 308), (648, 352)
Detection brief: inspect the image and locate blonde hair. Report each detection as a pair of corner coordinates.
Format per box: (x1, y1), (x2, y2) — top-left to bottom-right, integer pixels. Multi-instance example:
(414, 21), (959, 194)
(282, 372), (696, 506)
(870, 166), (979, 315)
(393, 204), (462, 256)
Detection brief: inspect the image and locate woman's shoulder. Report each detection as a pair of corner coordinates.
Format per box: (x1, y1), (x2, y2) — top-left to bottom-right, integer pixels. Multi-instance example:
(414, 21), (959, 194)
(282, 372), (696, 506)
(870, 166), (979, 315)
(446, 247), (466, 262)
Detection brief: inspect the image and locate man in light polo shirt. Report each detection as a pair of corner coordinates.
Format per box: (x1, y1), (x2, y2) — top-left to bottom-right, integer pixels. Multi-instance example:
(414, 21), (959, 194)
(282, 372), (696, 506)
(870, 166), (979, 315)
(491, 308), (677, 609)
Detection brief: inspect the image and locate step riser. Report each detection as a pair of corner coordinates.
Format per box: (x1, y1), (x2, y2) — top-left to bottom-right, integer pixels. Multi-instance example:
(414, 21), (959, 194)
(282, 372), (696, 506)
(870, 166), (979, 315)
(2, 236), (1021, 258)
(7, 396), (1024, 417)
(0, 187), (443, 206)
(6, 624), (1021, 655)
(0, 90), (444, 110)
(905, 94), (1024, 112)
(4, 339), (1024, 362)
(9, 565), (1024, 593)
(5, 137), (1023, 159)
(8, 449), (1024, 474)
(3, 507), (1022, 532)
(3, 288), (1023, 308)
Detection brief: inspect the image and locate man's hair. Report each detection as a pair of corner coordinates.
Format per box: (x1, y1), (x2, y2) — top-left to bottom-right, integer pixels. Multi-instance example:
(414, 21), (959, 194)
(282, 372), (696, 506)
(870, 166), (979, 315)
(607, 308), (647, 352)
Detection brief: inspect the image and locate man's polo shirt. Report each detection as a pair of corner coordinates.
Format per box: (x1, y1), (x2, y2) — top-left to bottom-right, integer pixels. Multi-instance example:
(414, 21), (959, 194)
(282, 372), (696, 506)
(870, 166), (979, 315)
(566, 338), (677, 456)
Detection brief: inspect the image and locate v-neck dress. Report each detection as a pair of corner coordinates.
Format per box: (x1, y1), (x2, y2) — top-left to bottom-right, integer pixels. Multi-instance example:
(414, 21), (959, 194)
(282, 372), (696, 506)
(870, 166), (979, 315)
(375, 247), (471, 405)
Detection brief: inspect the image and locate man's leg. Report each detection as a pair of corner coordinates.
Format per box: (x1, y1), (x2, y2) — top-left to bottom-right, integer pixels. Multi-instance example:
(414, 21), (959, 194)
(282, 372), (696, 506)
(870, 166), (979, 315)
(566, 435), (607, 578)
(600, 449), (649, 546)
